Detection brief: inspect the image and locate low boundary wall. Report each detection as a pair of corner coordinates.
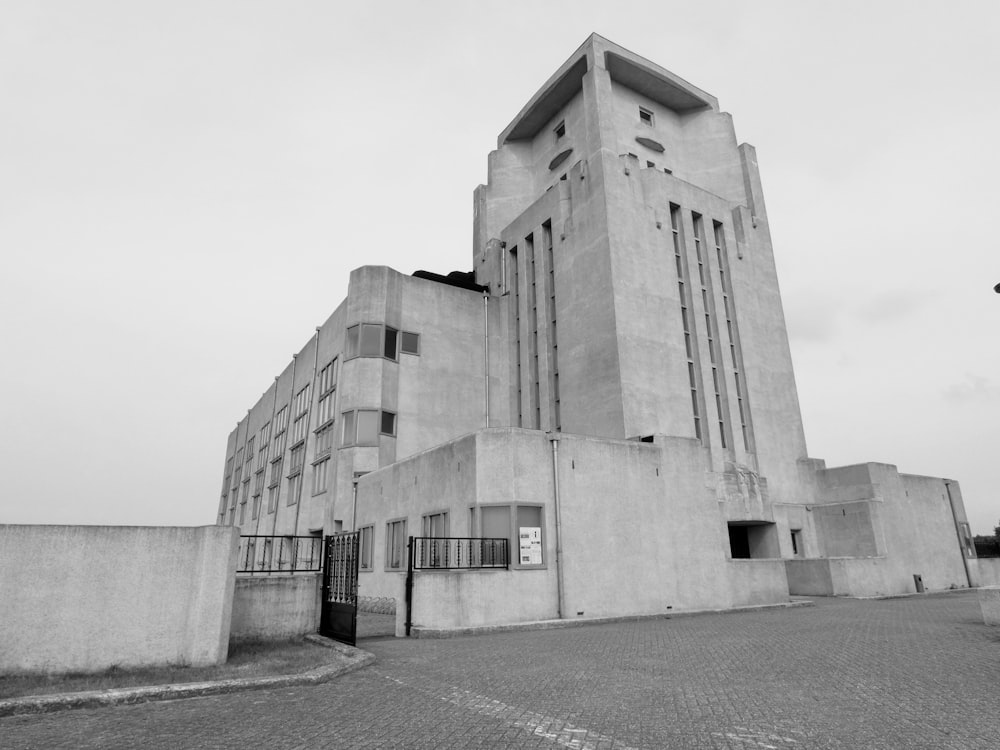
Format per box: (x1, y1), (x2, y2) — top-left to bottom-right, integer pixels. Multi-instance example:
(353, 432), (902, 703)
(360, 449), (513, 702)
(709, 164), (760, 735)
(0, 524), (238, 674)
(230, 573), (321, 640)
(971, 558), (1000, 587)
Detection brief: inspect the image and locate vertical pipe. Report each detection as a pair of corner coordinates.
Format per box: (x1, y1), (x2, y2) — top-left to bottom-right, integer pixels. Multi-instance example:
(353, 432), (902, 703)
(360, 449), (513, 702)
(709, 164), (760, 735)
(483, 292), (490, 428)
(405, 536), (415, 636)
(944, 480), (973, 588)
(351, 480), (359, 531)
(549, 434), (565, 619)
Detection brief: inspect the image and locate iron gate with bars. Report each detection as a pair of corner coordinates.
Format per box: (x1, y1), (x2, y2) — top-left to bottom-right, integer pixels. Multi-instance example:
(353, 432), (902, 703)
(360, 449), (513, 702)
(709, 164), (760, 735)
(320, 531), (360, 646)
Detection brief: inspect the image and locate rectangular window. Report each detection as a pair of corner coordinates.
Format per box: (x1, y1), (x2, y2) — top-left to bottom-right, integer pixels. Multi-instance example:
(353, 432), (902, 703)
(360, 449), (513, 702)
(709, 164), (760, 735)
(315, 423), (335, 456)
(347, 324), (413, 360)
(312, 457), (329, 495)
(357, 409), (379, 444)
(286, 473), (302, 506)
(380, 410), (396, 436)
(386, 519), (407, 570)
(400, 331), (420, 355)
(639, 106), (654, 126)
(359, 525), (374, 570)
(272, 406), (289, 455)
(554, 120), (565, 139)
(318, 358), (338, 395)
(422, 511), (448, 538)
(267, 482), (280, 513)
(360, 324), (382, 356)
(475, 504), (542, 567)
(383, 327), (398, 360)
(341, 410), (356, 447)
(317, 392), (335, 426)
(341, 409), (395, 446)
(345, 325), (359, 358)
(289, 443), (305, 474)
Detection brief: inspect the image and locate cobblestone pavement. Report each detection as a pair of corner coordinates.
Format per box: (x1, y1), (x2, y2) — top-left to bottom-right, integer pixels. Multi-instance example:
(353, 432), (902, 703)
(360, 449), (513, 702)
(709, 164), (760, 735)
(5, 592), (999, 749)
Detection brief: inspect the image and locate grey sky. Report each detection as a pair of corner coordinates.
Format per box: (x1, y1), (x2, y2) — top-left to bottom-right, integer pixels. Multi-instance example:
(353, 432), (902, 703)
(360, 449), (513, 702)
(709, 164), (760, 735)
(2, 1), (997, 534)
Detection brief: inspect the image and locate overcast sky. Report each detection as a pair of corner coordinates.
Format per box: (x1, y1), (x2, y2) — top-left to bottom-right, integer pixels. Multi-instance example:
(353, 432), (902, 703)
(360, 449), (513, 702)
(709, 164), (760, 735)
(2, 1), (997, 534)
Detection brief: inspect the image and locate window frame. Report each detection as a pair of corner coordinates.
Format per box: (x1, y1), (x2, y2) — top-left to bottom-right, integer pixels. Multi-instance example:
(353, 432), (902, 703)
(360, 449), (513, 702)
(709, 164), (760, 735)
(345, 323), (419, 361)
(385, 518), (408, 571)
(340, 408), (396, 446)
(471, 502), (546, 569)
(400, 331), (420, 355)
(359, 525), (374, 571)
(639, 106), (654, 126)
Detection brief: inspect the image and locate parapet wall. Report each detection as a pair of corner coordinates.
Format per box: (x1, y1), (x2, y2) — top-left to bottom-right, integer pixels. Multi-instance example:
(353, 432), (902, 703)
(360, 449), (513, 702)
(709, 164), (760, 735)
(0, 524), (238, 674)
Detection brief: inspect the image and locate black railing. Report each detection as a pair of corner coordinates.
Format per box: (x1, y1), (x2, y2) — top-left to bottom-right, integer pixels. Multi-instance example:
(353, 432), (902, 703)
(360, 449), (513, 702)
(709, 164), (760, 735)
(237, 535), (323, 574)
(411, 536), (509, 570)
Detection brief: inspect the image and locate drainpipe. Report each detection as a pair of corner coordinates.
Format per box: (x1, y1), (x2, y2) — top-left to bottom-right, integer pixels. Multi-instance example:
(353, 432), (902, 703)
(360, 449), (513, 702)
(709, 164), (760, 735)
(944, 480), (973, 588)
(351, 479), (359, 531)
(548, 433), (565, 619)
(483, 291), (490, 428)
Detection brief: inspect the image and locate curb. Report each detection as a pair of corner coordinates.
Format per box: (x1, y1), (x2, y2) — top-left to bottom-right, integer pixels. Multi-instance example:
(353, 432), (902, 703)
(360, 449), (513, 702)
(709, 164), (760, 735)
(410, 599), (815, 638)
(0, 636), (374, 718)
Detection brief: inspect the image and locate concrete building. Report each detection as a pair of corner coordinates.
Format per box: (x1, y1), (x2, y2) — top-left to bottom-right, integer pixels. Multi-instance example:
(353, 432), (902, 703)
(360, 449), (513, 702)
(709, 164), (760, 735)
(218, 35), (980, 627)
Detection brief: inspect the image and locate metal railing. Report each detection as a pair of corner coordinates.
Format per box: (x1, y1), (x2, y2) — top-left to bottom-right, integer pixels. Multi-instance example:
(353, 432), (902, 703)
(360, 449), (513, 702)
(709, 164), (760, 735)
(237, 535), (323, 574)
(411, 536), (509, 570)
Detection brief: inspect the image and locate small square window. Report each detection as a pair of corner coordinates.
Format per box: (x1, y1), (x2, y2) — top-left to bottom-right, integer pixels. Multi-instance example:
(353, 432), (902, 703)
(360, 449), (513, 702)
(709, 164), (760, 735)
(646, 160), (655, 169)
(639, 107), (654, 126)
(400, 331), (420, 355)
(554, 120), (565, 139)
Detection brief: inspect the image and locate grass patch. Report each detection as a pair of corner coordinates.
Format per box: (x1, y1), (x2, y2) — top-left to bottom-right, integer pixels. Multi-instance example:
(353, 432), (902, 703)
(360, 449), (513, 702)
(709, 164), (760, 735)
(0, 638), (343, 700)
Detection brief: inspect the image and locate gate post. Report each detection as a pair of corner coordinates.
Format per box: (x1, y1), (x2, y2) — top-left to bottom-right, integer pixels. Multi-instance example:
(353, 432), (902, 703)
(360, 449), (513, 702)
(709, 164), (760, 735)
(404, 536), (414, 636)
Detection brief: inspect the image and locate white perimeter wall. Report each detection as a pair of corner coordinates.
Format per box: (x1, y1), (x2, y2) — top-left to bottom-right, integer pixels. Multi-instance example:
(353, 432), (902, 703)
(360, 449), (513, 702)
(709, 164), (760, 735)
(0, 525), (238, 674)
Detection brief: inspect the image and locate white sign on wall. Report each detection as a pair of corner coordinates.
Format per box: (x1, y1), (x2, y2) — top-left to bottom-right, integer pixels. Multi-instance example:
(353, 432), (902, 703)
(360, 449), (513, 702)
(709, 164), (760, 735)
(519, 527), (542, 565)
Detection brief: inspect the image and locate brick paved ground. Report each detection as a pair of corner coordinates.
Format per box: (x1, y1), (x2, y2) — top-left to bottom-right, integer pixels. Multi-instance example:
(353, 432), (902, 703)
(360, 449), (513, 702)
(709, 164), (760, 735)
(4, 591), (999, 749)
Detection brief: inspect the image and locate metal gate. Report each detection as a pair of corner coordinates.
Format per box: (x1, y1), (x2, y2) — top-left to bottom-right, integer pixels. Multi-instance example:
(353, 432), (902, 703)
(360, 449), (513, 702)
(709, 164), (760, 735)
(320, 531), (360, 646)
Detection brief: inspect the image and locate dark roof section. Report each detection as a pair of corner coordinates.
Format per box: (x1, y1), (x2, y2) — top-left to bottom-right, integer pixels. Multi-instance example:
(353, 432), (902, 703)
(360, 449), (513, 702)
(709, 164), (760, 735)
(412, 270), (488, 293)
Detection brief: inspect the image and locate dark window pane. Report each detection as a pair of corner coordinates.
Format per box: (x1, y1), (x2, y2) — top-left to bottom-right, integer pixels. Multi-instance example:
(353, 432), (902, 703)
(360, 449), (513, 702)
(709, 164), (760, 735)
(384, 327), (398, 359)
(380, 410), (396, 436)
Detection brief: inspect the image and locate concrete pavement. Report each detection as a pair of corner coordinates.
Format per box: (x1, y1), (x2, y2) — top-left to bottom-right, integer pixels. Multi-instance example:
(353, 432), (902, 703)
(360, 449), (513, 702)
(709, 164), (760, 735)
(3, 591), (998, 749)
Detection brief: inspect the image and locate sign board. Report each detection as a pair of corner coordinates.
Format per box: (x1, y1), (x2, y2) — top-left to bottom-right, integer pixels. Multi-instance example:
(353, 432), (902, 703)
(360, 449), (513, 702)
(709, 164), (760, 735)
(518, 527), (542, 565)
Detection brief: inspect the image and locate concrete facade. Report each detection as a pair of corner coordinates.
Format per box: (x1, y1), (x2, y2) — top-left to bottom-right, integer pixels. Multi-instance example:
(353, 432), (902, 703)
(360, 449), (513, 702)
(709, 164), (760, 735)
(0, 525), (238, 674)
(218, 35), (979, 630)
